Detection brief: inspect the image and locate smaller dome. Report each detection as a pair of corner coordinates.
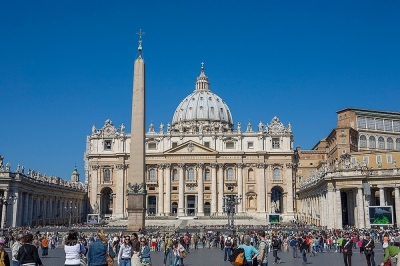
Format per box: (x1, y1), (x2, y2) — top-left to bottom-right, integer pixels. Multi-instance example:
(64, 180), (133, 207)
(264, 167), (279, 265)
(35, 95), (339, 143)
(171, 64), (233, 133)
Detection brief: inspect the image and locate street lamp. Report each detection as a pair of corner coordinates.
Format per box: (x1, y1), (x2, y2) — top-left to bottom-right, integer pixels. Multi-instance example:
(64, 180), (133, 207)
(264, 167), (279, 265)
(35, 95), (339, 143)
(222, 190), (242, 235)
(0, 195), (17, 229)
(64, 201), (76, 227)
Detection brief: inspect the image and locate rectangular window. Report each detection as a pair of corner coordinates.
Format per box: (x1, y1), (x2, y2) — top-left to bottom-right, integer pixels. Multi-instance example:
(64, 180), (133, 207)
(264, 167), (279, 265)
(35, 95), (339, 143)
(387, 155), (392, 163)
(172, 142), (178, 148)
(172, 186), (178, 191)
(393, 120), (400, 132)
(351, 157), (356, 164)
(367, 117), (375, 130)
(247, 142), (254, 149)
(376, 119), (384, 130)
(272, 138), (280, 148)
(148, 143), (157, 150)
(104, 140), (112, 150)
(357, 116), (366, 129)
(376, 155), (382, 163)
(204, 142), (210, 148)
(363, 156), (369, 165)
(226, 142), (234, 149)
(384, 120), (392, 131)
(205, 186), (210, 191)
(149, 187), (155, 191)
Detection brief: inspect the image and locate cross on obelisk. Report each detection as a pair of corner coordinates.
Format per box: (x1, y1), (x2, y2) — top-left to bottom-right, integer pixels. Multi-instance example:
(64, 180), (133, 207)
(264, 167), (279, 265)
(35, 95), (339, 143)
(126, 29), (147, 233)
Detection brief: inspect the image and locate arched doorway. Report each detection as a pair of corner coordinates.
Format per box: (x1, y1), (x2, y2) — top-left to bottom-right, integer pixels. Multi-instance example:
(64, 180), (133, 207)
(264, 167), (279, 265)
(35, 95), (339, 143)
(271, 186), (283, 213)
(100, 187), (113, 216)
(204, 202), (211, 216)
(147, 196), (157, 215)
(172, 202), (178, 216)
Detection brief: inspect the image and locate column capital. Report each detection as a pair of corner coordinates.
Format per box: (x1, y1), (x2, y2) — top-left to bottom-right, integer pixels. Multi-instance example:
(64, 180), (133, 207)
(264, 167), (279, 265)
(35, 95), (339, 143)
(236, 163), (245, 169)
(157, 164), (164, 170)
(115, 164), (128, 170)
(177, 163), (185, 169)
(91, 165), (100, 170)
(196, 163), (204, 169)
(164, 163), (171, 169)
(256, 163), (267, 169)
(210, 163), (217, 168)
(217, 163), (225, 169)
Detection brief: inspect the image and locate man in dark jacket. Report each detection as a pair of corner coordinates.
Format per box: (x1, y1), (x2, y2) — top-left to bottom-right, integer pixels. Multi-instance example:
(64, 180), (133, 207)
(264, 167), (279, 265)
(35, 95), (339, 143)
(362, 233), (376, 266)
(342, 233), (353, 266)
(271, 235), (281, 264)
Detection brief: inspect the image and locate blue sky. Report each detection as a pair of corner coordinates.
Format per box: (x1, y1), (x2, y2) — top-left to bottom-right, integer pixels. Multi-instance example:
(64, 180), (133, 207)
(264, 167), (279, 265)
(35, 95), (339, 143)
(1, 1), (400, 180)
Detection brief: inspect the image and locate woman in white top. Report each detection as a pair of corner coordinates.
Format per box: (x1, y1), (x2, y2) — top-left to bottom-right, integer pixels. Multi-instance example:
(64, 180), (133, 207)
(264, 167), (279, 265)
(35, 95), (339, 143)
(118, 236), (133, 266)
(64, 230), (85, 266)
(173, 240), (186, 266)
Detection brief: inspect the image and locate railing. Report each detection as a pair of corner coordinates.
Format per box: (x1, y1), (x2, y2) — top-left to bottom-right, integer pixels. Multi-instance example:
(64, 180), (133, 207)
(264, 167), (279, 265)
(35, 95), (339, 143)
(146, 179), (158, 185)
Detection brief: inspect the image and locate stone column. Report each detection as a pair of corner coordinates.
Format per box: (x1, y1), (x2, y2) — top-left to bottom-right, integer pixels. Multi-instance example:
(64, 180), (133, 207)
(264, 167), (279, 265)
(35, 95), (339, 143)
(379, 186), (385, 206)
(237, 163), (244, 213)
(114, 164), (125, 218)
(395, 187), (400, 228)
(335, 189), (342, 229)
(23, 193), (29, 226)
(27, 194), (33, 226)
(197, 163), (204, 216)
(12, 191), (20, 227)
(285, 163), (294, 217)
(211, 163), (217, 214)
(217, 163), (224, 214)
(256, 163), (266, 214)
(178, 164), (185, 216)
(356, 187), (365, 228)
(165, 164), (171, 215)
(1, 190), (8, 227)
(158, 164), (164, 216)
(91, 165), (100, 211)
(327, 189), (335, 229)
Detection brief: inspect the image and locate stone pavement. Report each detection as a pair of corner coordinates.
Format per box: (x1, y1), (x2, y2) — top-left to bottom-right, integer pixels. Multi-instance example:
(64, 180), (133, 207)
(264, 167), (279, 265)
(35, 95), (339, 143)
(7, 244), (386, 266)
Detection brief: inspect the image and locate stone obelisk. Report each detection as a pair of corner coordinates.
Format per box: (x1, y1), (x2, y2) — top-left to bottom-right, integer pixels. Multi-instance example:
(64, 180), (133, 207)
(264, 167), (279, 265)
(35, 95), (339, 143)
(126, 29), (146, 232)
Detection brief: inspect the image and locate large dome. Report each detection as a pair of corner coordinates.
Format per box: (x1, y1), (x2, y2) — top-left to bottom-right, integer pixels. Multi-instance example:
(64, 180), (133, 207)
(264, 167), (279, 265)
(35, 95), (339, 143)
(171, 65), (234, 133)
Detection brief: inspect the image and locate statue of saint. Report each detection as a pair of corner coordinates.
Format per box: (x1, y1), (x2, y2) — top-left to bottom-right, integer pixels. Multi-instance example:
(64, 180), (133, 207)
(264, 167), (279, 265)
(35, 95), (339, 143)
(237, 122), (241, 133)
(167, 123), (171, 132)
(198, 122), (203, 133)
(21, 165), (25, 174)
(160, 123), (164, 133)
(92, 125), (96, 134)
(247, 122), (252, 132)
(0, 155), (3, 169)
(16, 164), (20, 173)
(93, 202), (99, 214)
(120, 123), (125, 134)
(149, 123), (154, 132)
(178, 119), (184, 133)
(5, 162), (11, 172)
(258, 121), (263, 132)
(271, 201), (276, 213)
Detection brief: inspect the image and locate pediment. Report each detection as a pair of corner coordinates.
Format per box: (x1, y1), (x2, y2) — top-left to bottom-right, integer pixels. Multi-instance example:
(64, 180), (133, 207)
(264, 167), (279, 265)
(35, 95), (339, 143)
(164, 141), (218, 155)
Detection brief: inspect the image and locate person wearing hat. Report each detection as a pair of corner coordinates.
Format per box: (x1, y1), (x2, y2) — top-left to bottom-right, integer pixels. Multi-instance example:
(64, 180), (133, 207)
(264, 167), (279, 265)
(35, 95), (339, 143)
(362, 233), (375, 266)
(0, 238), (10, 266)
(342, 233), (353, 266)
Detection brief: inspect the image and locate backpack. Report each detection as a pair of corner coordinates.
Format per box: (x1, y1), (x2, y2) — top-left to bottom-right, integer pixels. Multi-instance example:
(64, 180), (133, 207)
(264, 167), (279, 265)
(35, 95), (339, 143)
(225, 239), (232, 247)
(229, 247), (246, 266)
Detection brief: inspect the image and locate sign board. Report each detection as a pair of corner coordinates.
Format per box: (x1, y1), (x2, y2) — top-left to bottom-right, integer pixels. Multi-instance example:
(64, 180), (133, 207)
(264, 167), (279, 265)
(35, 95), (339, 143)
(269, 214), (280, 223)
(369, 206), (393, 226)
(87, 214), (100, 224)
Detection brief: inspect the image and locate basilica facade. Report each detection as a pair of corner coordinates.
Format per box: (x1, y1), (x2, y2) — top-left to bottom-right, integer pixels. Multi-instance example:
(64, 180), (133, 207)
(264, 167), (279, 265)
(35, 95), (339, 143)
(85, 66), (296, 221)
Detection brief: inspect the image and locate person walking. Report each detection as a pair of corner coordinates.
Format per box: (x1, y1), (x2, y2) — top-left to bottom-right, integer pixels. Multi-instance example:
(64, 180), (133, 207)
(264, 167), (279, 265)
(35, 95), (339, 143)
(299, 236), (308, 265)
(139, 237), (151, 266)
(118, 236), (133, 266)
(172, 240), (185, 266)
(380, 241), (400, 266)
(223, 236), (233, 262)
(257, 231), (268, 266)
(289, 236), (298, 258)
(0, 239), (11, 266)
(40, 236), (49, 258)
(64, 230), (86, 266)
(87, 230), (115, 266)
(17, 234), (43, 266)
(343, 233), (353, 266)
(271, 235), (281, 264)
(362, 233), (376, 266)
(11, 234), (23, 266)
(162, 235), (173, 266)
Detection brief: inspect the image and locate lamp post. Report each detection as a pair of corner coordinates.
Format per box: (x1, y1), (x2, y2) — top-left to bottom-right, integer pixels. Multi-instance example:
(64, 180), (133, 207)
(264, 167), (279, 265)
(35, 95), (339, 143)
(64, 201), (76, 227)
(0, 195), (17, 230)
(222, 190), (242, 235)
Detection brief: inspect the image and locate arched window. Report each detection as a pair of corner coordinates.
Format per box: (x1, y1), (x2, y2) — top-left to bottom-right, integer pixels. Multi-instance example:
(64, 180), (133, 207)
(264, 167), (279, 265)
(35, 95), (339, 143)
(378, 137), (385, 149)
(227, 168), (234, 180)
(248, 169), (254, 181)
(273, 168), (280, 180)
(205, 169), (211, 181)
(369, 136), (376, 148)
(396, 138), (400, 151)
(149, 169), (156, 181)
(188, 168), (194, 180)
(387, 138), (394, 150)
(172, 169), (178, 181)
(104, 169), (110, 182)
(360, 135), (367, 148)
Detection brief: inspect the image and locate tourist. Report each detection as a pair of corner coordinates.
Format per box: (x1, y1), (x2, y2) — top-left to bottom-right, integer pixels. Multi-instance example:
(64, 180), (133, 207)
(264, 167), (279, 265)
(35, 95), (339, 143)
(17, 234), (42, 266)
(87, 230), (115, 266)
(380, 241), (400, 266)
(271, 235), (282, 263)
(162, 235), (173, 266)
(139, 237), (151, 266)
(362, 233), (375, 266)
(0, 239), (10, 266)
(64, 230), (85, 266)
(257, 231), (268, 266)
(11, 234), (23, 266)
(40, 235), (49, 257)
(299, 236), (308, 265)
(289, 236), (299, 258)
(237, 235), (259, 266)
(223, 236), (233, 261)
(172, 240), (185, 266)
(117, 236), (133, 266)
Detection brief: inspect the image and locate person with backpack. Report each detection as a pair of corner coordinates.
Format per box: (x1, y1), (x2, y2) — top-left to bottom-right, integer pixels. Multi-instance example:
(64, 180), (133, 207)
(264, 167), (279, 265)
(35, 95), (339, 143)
(380, 241), (400, 266)
(271, 235), (281, 264)
(236, 235), (259, 266)
(257, 231), (268, 266)
(224, 236), (233, 262)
